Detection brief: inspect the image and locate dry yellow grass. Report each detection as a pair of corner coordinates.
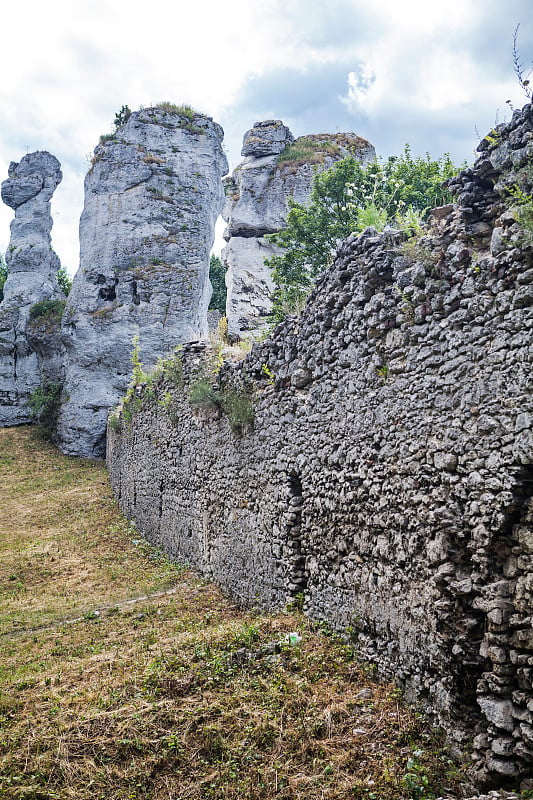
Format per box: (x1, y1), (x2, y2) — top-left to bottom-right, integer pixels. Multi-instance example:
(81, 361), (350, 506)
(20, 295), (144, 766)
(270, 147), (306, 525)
(0, 427), (463, 799)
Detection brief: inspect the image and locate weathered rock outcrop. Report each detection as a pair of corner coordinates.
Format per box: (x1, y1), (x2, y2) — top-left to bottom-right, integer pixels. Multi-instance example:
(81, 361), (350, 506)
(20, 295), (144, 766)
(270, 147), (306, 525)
(222, 121), (375, 337)
(0, 152), (64, 425)
(108, 103), (533, 786)
(57, 106), (228, 457)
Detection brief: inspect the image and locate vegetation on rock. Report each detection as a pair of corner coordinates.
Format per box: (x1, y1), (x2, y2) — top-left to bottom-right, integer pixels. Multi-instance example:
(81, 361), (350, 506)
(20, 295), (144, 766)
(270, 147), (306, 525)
(114, 103), (132, 129)
(208, 253), (227, 313)
(27, 298), (66, 326)
(155, 101), (197, 118)
(267, 146), (460, 321)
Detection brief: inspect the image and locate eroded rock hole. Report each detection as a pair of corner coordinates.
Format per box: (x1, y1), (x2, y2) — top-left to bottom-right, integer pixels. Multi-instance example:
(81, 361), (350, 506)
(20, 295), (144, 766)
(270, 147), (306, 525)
(98, 278), (117, 301)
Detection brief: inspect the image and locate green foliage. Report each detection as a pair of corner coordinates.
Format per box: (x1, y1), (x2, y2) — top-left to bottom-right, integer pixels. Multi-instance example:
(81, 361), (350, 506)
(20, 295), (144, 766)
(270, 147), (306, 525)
(219, 386), (254, 434)
(401, 749), (436, 800)
(154, 102), (203, 133)
(114, 104), (132, 129)
(376, 364), (389, 383)
(267, 146), (460, 321)
(159, 348), (184, 388)
(119, 336), (149, 424)
(28, 382), (63, 440)
(108, 413), (121, 433)
(56, 266), (72, 296)
(99, 133), (117, 145)
(261, 363), (275, 385)
(0, 253), (7, 302)
(208, 254), (227, 313)
(506, 160), (533, 244)
(28, 299), (66, 325)
(130, 334), (146, 385)
(189, 352), (254, 435)
(355, 202), (388, 231)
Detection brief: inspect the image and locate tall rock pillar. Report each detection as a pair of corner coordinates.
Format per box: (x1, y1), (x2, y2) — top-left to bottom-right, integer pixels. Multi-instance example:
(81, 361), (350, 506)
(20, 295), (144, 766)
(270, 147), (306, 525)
(222, 121), (375, 337)
(57, 106), (228, 457)
(0, 152), (63, 425)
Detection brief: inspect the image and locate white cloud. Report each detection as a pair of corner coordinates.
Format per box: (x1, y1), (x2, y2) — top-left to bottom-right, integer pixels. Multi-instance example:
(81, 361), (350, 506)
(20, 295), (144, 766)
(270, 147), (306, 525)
(0, 0), (531, 272)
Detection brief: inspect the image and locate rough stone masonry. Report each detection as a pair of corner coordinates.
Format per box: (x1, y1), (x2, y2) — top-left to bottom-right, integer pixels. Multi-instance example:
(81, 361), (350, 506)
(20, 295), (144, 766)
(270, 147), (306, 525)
(108, 102), (533, 787)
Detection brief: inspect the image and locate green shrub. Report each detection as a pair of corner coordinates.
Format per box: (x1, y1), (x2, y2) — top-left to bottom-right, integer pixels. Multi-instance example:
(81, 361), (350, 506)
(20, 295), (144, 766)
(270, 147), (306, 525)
(28, 299), (66, 325)
(189, 378), (220, 409)
(220, 387), (254, 434)
(56, 267), (72, 296)
(161, 350), (184, 388)
(108, 413), (121, 433)
(114, 104), (131, 129)
(505, 160), (533, 245)
(28, 383), (62, 440)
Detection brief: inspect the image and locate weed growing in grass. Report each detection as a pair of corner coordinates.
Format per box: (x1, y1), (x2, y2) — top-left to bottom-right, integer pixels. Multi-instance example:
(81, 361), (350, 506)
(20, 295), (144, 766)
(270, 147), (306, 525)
(28, 382), (63, 440)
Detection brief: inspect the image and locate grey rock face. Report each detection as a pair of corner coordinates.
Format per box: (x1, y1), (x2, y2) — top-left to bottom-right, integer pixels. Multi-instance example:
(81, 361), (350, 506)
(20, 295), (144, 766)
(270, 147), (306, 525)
(222, 123), (375, 337)
(57, 107), (228, 457)
(108, 102), (533, 786)
(0, 152), (63, 425)
(241, 119), (294, 157)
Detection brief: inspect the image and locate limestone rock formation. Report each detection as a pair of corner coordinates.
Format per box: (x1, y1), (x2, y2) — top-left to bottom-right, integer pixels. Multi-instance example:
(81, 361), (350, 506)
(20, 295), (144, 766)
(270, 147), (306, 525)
(222, 120), (375, 337)
(57, 106), (228, 457)
(0, 152), (64, 425)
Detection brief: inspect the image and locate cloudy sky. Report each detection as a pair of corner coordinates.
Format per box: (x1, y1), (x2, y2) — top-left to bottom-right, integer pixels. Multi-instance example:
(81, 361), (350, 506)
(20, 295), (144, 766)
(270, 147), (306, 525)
(1, 0), (532, 273)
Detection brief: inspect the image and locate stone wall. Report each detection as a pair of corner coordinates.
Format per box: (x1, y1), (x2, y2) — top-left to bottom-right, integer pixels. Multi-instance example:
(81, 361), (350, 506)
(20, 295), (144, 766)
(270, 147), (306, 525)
(107, 103), (533, 787)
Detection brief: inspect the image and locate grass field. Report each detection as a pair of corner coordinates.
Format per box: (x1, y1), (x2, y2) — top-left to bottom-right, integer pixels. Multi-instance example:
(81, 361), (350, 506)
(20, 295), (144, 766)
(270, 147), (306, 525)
(0, 427), (463, 799)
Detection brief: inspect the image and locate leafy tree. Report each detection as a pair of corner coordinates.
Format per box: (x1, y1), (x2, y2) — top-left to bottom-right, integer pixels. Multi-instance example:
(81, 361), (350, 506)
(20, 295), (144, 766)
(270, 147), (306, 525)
(29, 382), (63, 440)
(267, 146), (460, 321)
(56, 266), (72, 296)
(0, 253), (7, 303)
(208, 254), (227, 314)
(114, 104), (132, 130)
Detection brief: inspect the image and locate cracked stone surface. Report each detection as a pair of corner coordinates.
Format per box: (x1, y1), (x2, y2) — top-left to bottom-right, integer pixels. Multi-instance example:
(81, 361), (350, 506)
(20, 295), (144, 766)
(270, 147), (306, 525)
(56, 106), (228, 457)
